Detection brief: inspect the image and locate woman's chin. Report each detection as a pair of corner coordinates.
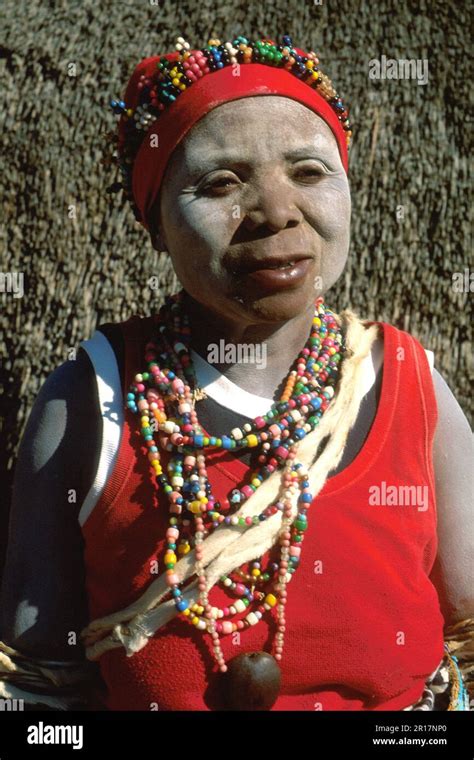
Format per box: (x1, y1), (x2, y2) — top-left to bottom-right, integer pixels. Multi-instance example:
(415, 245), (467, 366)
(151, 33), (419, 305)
(229, 282), (317, 323)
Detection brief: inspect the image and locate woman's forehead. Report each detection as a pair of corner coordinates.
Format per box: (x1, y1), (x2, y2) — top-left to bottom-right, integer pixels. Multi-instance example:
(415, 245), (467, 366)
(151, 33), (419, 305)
(174, 97), (338, 171)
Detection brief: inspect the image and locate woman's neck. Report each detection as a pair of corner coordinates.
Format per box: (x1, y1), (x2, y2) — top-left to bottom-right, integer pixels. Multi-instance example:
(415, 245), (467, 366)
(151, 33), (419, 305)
(182, 293), (317, 399)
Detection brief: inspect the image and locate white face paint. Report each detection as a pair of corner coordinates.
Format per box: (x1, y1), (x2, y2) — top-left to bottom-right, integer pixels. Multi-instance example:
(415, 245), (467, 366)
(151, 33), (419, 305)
(154, 96), (351, 329)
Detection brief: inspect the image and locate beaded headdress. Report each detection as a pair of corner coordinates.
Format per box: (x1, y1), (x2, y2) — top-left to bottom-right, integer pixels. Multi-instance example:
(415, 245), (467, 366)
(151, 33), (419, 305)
(104, 35), (353, 231)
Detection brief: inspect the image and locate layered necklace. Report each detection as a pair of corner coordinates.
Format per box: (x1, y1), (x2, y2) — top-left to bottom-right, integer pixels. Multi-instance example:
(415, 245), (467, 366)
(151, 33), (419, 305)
(126, 290), (345, 708)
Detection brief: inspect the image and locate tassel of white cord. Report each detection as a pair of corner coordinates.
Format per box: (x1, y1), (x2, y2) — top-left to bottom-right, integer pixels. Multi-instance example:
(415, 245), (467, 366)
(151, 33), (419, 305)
(81, 310), (378, 660)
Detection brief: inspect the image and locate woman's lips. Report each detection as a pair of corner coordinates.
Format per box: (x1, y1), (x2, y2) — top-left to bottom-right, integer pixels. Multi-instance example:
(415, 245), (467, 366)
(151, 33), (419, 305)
(237, 257), (313, 291)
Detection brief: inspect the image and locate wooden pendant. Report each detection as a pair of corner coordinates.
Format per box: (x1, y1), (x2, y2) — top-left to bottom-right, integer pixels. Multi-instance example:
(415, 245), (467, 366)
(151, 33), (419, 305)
(219, 652), (281, 710)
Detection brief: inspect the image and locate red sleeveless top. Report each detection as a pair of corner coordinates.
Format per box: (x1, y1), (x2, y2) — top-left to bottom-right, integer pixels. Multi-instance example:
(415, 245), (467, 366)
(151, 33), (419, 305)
(80, 315), (445, 711)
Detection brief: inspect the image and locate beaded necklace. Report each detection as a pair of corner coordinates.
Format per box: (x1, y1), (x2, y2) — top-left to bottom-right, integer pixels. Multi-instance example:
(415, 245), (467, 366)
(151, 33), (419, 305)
(126, 291), (345, 702)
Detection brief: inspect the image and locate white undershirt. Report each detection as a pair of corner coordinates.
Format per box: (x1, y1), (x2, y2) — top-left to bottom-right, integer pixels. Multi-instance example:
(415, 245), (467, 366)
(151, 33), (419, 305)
(190, 342), (434, 417)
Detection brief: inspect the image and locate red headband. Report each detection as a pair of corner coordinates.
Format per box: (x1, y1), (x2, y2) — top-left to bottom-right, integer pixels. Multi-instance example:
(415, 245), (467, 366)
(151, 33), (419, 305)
(118, 48), (350, 231)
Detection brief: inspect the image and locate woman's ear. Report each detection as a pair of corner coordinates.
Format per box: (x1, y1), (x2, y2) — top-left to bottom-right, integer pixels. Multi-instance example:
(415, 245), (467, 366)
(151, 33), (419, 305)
(148, 196), (168, 253)
(150, 225), (167, 253)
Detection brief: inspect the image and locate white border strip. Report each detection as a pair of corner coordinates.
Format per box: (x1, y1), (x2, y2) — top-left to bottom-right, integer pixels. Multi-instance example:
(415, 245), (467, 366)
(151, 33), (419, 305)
(425, 348), (434, 374)
(77, 331), (124, 527)
(191, 343), (434, 415)
(191, 346), (379, 415)
(190, 348), (274, 418)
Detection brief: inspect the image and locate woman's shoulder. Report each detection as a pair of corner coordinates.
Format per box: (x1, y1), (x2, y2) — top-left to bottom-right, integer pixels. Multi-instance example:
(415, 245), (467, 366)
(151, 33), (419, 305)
(359, 317), (435, 376)
(30, 349), (102, 493)
(360, 318), (471, 437)
(0, 349), (98, 659)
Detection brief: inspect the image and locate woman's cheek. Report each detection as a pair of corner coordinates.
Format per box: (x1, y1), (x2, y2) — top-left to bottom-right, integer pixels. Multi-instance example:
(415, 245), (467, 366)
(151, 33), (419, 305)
(307, 181), (351, 241)
(171, 200), (235, 282)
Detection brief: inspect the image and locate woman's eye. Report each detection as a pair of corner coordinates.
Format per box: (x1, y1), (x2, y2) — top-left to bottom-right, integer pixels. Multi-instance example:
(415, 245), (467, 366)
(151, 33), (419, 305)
(294, 165), (327, 180)
(200, 176), (239, 195)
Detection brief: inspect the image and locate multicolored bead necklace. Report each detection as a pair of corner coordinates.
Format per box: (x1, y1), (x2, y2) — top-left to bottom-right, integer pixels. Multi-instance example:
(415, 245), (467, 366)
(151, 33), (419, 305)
(126, 291), (345, 673)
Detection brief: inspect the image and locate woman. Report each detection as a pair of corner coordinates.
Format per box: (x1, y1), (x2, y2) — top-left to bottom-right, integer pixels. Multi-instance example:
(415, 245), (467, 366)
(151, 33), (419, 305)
(0, 35), (472, 712)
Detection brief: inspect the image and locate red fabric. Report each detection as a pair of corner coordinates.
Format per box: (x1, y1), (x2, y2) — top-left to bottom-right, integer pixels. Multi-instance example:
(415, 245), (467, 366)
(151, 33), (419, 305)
(81, 314), (445, 711)
(119, 52), (349, 231)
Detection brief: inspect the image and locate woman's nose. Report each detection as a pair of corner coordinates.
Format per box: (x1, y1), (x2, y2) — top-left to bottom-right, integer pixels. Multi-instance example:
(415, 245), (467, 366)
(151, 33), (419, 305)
(242, 177), (304, 233)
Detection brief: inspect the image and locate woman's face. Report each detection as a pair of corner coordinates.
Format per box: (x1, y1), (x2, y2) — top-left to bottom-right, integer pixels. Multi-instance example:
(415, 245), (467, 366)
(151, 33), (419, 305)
(153, 96), (351, 327)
